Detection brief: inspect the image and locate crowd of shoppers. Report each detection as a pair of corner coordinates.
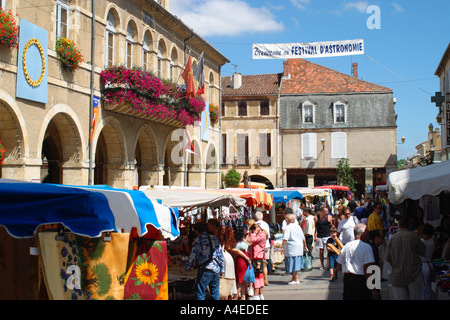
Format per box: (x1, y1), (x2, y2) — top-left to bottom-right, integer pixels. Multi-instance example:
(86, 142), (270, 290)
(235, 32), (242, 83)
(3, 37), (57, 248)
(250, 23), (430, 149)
(180, 191), (442, 300)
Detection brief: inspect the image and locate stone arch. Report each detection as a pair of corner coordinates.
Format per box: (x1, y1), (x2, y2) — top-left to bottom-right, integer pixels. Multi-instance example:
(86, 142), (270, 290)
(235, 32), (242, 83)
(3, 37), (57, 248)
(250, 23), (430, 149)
(249, 174), (275, 190)
(204, 140), (218, 170)
(156, 37), (168, 78)
(143, 29), (154, 72)
(37, 104), (85, 184)
(163, 127), (185, 186)
(187, 138), (202, 169)
(93, 116), (127, 187)
(204, 141), (219, 189)
(0, 91), (28, 179)
(133, 124), (160, 186)
(0, 90), (28, 160)
(104, 4), (121, 29)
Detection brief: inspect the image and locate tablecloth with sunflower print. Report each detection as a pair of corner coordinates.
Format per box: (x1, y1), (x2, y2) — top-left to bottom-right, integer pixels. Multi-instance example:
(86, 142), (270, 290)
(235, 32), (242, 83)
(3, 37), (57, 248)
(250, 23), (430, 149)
(124, 240), (168, 300)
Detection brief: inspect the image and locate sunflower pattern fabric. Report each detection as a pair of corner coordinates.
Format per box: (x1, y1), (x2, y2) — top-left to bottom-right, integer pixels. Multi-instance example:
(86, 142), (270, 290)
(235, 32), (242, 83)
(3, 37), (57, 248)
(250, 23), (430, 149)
(124, 240), (168, 300)
(76, 233), (129, 300)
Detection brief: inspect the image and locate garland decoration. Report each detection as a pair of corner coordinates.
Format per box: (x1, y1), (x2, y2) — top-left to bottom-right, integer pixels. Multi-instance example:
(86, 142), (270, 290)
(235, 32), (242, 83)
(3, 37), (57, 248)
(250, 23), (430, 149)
(22, 38), (46, 87)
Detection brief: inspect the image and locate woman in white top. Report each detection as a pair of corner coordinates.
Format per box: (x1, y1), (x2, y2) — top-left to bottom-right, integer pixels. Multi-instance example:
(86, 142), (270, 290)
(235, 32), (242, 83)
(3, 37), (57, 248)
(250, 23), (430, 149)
(282, 213), (306, 285)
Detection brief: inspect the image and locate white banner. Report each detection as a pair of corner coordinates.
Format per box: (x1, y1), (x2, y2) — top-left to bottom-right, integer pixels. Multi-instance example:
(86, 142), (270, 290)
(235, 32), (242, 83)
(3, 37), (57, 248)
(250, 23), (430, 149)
(252, 39), (364, 59)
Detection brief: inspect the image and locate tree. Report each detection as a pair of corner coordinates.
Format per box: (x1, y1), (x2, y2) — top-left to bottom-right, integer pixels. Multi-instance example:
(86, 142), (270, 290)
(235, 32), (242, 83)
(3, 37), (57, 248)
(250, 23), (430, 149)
(336, 158), (356, 193)
(397, 159), (407, 168)
(223, 168), (241, 188)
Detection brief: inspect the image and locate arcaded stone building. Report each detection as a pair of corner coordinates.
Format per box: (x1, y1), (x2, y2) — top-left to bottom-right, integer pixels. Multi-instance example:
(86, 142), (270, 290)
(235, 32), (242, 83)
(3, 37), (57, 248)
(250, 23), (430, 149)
(0, 0), (228, 189)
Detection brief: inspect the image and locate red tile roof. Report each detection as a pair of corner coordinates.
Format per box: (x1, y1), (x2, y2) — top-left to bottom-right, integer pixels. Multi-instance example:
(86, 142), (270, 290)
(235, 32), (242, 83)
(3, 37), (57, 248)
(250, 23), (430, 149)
(280, 59), (392, 94)
(221, 73), (281, 97)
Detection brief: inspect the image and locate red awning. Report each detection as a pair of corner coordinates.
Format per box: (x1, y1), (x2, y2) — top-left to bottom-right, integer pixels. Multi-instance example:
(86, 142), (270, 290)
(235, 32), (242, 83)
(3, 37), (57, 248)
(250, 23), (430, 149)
(314, 185), (349, 191)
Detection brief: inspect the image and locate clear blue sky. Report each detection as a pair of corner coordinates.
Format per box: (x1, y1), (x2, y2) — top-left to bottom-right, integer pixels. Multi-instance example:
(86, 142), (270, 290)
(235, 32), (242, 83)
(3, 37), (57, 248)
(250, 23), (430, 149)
(171, 0), (450, 160)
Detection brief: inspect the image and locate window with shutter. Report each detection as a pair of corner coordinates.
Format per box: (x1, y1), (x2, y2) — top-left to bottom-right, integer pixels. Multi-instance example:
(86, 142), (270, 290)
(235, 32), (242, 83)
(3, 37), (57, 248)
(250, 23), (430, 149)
(238, 101), (247, 116)
(259, 133), (271, 166)
(331, 132), (347, 158)
(301, 133), (317, 159)
(237, 134), (249, 165)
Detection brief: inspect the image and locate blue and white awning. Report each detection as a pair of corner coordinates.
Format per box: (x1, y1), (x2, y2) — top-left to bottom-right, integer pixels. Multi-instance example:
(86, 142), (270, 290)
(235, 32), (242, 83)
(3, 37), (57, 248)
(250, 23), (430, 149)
(0, 179), (179, 240)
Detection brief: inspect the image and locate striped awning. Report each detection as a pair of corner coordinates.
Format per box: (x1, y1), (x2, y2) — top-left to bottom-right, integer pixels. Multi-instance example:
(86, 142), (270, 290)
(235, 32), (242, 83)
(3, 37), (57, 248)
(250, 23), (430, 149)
(0, 179), (179, 240)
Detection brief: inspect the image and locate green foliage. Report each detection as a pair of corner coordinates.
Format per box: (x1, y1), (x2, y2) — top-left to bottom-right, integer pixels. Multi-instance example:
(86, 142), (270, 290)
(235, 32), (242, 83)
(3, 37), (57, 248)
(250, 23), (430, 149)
(223, 168), (241, 188)
(336, 158), (356, 193)
(397, 159), (407, 168)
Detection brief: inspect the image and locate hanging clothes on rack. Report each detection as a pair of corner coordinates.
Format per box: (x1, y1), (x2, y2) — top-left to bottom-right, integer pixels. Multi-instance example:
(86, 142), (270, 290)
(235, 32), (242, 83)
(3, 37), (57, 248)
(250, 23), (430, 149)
(420, 195), (440, 221)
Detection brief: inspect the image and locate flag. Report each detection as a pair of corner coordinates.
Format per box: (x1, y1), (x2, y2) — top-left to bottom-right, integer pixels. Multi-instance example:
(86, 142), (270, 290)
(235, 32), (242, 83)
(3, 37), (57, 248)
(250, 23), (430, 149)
(181, 55), (195, 99)
(184, 126), (196, 155)
(193, 52), (205, 96)
(89, 96), (100, 143)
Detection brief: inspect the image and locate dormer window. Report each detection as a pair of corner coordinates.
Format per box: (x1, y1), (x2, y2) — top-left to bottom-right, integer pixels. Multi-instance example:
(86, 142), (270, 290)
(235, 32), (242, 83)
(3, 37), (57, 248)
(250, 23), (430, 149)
(333, 100), (348, 124)
(301, 101), (316, 124)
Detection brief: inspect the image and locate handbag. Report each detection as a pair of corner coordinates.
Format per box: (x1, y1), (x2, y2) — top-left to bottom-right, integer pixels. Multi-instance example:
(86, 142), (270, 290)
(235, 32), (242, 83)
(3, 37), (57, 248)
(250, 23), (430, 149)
(252, 259), (264, 274)
(243, 264), (255, 283)
(303, 250), (312, 271)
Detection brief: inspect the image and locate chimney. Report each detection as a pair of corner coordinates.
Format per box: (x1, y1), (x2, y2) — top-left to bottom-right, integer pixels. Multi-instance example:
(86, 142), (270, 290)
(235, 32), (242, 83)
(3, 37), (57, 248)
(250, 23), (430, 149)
(352, 63), (358, 78)
(231, 72), (242, 89)
(282, 60), (291, 79)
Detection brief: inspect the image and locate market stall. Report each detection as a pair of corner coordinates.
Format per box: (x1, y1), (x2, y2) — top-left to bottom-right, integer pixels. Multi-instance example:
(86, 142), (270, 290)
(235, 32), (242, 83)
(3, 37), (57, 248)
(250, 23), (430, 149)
(387, 160), (450, 300)
(0, 179), (179, 300)
(141, 187), (274, 299)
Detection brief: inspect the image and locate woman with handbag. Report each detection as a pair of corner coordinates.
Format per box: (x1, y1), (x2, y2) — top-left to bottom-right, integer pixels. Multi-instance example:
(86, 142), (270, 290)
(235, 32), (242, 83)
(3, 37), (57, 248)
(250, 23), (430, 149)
(248, 223), (267, 300)
(282, 213), (306, 285)
(233, 239), (252, 299)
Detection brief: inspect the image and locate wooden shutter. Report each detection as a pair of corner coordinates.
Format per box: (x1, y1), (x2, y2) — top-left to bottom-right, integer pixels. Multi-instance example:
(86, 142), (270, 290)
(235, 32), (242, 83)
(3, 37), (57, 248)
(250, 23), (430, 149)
(331, 132), (347, 158)
(301, 133), (317, 159)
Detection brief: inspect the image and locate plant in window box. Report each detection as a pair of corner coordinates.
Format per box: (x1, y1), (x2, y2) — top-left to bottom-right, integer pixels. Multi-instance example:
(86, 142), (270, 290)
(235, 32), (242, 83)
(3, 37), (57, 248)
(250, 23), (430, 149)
(0, 140), (6, 165)
(0, 8), (19, 49)
(100, 66), (205, 126)
(55, 36), (84, 71)
(209, 104), (219, 126)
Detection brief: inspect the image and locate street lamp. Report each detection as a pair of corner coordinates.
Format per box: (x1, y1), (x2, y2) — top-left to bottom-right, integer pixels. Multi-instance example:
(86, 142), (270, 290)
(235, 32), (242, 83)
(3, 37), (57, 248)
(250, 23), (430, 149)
(429, 123), (434, 132)
(321, 137), (325, 149)
(398, 136), (405, 144)
(436, 113), (442, 124)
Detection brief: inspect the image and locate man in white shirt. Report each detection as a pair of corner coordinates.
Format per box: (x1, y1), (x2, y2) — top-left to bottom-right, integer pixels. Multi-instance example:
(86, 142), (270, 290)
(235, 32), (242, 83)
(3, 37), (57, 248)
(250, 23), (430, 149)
(337, 206), (359, 245)
(303, 207), (315, 258)
(337, 223), (378, 300)
(255, 211), (270, 286)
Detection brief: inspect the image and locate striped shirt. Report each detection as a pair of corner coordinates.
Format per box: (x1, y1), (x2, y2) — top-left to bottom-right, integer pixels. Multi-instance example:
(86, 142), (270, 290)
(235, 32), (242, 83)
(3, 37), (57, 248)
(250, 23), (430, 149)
(385, 229), (425, 287)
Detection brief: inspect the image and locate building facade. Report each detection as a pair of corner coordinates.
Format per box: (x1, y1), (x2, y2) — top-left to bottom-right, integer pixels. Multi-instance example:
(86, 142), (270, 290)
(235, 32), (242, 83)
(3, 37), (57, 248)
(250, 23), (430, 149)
(0, 0), (228, 189)
(434, 43), (450, 161)
(279, 59), (397, 195)
(221, 72), (282, 188)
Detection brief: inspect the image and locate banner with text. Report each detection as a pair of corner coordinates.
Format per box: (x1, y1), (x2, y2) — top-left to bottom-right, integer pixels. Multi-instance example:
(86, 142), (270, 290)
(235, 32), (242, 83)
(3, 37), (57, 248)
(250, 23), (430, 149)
(252, 39), (364, 59)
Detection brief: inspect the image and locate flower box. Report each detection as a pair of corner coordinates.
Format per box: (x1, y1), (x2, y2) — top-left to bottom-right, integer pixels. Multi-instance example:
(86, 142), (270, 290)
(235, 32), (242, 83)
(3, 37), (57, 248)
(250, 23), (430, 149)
(100, 66), (205, 127)
(55, 36), (84, 71)
(0, 8), (19, 49)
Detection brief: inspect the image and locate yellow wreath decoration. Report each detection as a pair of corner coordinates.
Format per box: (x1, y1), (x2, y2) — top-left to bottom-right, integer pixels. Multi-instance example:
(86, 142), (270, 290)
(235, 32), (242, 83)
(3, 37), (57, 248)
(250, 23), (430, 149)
(22, 38), (46, 87)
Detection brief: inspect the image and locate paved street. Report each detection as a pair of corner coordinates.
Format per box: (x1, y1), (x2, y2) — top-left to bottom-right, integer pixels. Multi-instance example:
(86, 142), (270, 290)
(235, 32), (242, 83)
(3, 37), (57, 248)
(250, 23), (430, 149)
(262, 248), (392, 300)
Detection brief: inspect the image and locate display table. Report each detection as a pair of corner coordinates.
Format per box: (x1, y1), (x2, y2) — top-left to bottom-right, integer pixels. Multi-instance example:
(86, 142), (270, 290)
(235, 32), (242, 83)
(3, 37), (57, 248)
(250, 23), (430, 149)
(432, 259), (450, 300)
